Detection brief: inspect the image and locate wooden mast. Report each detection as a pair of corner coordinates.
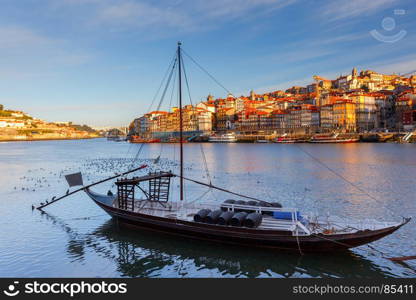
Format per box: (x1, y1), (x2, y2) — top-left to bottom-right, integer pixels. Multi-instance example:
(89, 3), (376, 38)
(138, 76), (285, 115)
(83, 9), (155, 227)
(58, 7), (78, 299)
(178, 41), (184, 201)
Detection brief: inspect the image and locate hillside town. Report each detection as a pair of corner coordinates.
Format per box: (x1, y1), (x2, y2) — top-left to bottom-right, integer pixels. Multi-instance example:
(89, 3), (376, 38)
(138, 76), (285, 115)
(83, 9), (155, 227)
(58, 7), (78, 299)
(0, 104), (100, 141)
(129, 68), (416, 141)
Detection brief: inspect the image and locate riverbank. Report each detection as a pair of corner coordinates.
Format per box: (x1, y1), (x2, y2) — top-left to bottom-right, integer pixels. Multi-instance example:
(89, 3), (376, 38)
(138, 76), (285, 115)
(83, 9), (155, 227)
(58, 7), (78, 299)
(0, 119), (101, 143)
(0, 135), (101, 142)
(129, 132), (415, 143)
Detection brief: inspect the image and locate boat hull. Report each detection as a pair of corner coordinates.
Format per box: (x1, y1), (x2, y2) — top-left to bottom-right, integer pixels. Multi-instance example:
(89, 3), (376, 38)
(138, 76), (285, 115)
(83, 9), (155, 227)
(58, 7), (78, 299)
(308, 139), (359, 143)
(87, 192), (407, 252)
(360, 134), (393, 143)
(208, 139), (237, 143)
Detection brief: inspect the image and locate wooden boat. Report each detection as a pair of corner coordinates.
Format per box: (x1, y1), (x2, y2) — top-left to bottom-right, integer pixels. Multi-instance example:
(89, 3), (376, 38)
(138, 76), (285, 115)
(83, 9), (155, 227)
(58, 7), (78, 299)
(166, 137), (188, 143)
(42, 42), (410, 254)
(84, 174), (410, 252)
(130, 136), (161, 143)
(360, 133), (394, 143)
(275, 136), (308, 143)
(275, 137), (297, 143)
(309, 133), (358, 143)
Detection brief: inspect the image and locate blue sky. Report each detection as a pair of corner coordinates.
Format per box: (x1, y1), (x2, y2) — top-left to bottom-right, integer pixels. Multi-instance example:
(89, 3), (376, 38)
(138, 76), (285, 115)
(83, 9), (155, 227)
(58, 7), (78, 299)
(0, 0), (415, 127)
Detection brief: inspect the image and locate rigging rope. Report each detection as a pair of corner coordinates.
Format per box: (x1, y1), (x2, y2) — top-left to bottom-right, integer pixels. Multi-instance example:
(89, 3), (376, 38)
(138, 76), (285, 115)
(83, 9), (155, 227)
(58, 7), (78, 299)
(177, 174), (268, 203)
(158, 60), (179, 161)
(146, 53), (177, 114)
(129, 143), (145, 170)
(182, 49), (233, 96)
(181, 55), (212, 185)
(124, 55), (176, 164)
(154, 58), (177, 113)
(129, 57), (177, 169)
(293, 144), (415, 262)
(295, 144), (400, 214)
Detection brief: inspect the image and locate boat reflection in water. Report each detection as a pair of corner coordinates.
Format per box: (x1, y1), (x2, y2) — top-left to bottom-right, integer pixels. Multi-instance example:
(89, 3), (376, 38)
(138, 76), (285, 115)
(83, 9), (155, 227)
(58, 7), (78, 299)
(41, 212), (403, 278)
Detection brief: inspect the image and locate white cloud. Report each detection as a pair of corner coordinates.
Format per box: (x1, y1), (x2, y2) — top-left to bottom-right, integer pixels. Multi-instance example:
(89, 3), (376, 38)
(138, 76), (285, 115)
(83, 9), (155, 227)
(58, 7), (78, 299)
(94, 1), (192, 29)
(0, 27), (56, 49)
(321, 0), (399, 21)
(0, 26), (93, 79)
(249, 76), (312, 94)
(317, 32), (370, 45)
(370, 54), (416, 75)
(55, 0), (297, 33)
(191, 0), (296, 19)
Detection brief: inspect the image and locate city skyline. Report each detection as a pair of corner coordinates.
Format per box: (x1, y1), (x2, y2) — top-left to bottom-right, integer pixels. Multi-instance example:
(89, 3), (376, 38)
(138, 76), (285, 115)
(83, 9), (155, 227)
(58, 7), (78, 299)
(0, 0), (415, 127)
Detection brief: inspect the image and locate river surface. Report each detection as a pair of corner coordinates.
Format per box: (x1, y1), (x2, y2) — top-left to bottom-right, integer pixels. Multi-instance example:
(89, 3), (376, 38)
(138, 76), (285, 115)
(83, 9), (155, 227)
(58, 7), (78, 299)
(0, 138), (415, 278)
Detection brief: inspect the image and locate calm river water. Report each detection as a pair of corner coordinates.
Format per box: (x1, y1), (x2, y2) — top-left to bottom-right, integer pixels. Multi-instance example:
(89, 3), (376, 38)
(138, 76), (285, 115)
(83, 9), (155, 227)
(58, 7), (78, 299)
(0, 138), (415, 278)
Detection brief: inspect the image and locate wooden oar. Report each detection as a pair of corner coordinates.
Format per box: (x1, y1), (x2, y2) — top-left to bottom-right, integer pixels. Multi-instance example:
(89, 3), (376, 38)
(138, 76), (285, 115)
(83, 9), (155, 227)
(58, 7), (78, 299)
(387, 256), (416, 262)
(36, 164), (148, 210)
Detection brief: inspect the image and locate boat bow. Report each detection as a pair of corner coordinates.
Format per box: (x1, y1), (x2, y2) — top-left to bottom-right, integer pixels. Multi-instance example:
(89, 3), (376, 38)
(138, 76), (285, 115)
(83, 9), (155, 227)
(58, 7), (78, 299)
(84, 188), (116, 207)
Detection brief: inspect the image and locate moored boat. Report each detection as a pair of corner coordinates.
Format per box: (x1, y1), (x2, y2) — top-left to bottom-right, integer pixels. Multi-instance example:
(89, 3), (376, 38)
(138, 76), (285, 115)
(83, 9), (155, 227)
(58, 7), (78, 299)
(130, 136), (161, 143)
(309, 133), (358, 143)
(208, 132), (237, 143)
(275, 137), (297, 143)
(255, 139), (269, 143)
(274, 136), (308, 143)
(360, 133), (394, 143)
(83, 175), (410, 252)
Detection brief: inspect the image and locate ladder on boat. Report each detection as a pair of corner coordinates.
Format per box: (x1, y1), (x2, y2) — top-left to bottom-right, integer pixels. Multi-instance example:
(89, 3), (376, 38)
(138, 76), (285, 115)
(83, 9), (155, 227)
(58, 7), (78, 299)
(148, 172), (171, 202)
(117, 183), (135, 211)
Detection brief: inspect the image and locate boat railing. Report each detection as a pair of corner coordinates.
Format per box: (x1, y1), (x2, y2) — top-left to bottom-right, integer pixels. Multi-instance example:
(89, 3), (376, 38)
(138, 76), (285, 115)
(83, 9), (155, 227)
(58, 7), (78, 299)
(218, 202), (298, 214)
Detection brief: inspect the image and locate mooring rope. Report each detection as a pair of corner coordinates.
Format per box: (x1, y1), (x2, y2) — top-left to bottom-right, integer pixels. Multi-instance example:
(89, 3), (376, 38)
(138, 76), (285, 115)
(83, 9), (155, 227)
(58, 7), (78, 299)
(295, 144), (406, 220)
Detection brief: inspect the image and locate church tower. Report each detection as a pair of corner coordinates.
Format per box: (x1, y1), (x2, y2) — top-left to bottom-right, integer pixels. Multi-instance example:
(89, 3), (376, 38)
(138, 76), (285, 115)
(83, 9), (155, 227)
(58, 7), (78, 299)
(352, 67), (358, 78)
(250, 90), (255, 101)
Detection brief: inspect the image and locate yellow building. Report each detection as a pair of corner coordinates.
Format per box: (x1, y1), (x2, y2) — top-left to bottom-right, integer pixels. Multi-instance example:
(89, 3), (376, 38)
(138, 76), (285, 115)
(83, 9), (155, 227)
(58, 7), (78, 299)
(333, 100), (356, 132)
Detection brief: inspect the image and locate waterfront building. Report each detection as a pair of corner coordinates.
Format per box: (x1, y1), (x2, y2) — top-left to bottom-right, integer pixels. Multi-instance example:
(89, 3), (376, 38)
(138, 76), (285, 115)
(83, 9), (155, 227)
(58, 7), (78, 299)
(195, 108), (213, 132)
(320, 104), (334, 131)
(300, 105), (320, 134)
(258, 110), (271, 131)
(333, 99), (356, 132)
(374, 92), (394, 130)
(131, 68), (416, 136)
(349, 93), (377, 131)
(236, 109), (258, 132)
(216, 107), (236, 131)
(271, 110), (287, 132)
(286, 106), (302, 134)
(395, 93), (416, 131)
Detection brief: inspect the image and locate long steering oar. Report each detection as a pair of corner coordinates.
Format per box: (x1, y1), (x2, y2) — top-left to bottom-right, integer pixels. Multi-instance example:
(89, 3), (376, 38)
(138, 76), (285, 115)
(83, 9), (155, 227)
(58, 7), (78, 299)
(388, 255), (416, 262)
(36, 164), (148, 211)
